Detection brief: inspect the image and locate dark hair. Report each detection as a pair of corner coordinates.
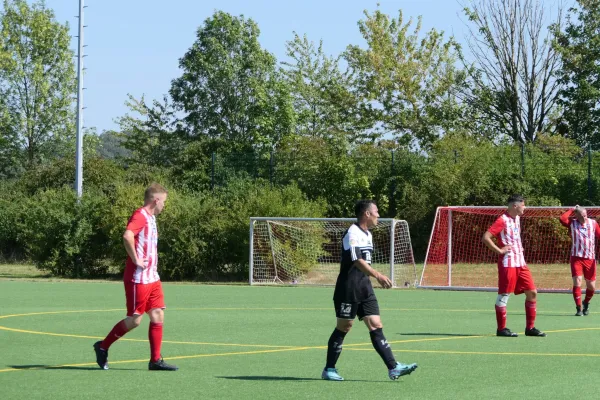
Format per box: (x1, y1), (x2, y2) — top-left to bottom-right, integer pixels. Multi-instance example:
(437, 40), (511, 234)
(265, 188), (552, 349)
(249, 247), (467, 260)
(507, 194), (524, 205)
(355, 199), (376, 219)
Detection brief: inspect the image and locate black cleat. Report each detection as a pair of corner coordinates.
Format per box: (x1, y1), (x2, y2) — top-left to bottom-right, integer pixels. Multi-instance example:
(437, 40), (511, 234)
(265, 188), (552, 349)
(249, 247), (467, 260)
(496, 328), (518, 337)
(583, 301), (590, 316)
(525, 327), (546, 337)
(576, 306), (583, 316)
(93, 341), (109, 370)
(149, 357), (179, 371)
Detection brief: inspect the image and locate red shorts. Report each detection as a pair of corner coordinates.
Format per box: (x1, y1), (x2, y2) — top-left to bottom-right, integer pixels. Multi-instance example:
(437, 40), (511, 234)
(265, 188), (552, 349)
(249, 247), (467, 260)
(570, 257), (596, 281)
(124, 280), (165, 317)
(497, 264), (536, 295)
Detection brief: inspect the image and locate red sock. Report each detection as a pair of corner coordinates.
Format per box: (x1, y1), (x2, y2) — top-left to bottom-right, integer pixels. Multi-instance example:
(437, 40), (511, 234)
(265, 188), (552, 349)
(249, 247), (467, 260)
(149, 322), (163, 362)
(573, 286), (582, 306)
(101, 320), (129, 350)
(584, 288), (594, 304)
(525, 301), (536, 330)
(495, 305), (506, 330)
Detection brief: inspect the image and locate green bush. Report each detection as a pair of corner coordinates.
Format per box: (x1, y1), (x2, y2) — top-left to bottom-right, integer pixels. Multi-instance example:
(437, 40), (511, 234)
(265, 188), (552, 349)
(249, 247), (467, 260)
(0, 182), (27, 261)
(157, 179), (326, 281)
(17, 188), (113, 277)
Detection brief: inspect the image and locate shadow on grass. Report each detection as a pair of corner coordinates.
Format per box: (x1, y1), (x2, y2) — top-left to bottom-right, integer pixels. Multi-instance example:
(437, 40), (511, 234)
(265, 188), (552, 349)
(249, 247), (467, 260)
(217, 376), (375, 382)
(398, 332), (483, 337)
(8, 364), (137, 371)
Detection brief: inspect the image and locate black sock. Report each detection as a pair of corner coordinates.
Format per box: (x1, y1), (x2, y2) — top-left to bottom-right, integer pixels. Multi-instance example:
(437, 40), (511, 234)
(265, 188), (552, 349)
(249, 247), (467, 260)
(325, 329), (347, 369)
(369, 328), (396, 369)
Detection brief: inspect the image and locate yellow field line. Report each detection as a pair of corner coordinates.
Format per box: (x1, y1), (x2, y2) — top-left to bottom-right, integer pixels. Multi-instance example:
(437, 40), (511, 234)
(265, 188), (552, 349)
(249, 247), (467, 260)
(0, 326), (293, 348)
(346, 348), (600, 357)
(0, 346), (318, 373)
(0, 307), (585, 321)
(2, 308), (599, 374)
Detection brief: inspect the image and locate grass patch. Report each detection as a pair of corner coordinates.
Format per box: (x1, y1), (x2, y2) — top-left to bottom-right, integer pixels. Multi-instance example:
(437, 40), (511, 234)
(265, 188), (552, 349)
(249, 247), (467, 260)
(0, 281), (595, 399)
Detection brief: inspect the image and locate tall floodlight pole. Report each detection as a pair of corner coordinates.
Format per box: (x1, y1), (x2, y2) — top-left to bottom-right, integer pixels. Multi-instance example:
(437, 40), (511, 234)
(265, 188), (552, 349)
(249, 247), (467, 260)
(74, 0), (85, 198)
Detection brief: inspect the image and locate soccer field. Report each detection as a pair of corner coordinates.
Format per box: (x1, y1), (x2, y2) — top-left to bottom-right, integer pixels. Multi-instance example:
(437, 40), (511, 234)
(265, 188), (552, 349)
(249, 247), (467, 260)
(1, 281), (598, 399)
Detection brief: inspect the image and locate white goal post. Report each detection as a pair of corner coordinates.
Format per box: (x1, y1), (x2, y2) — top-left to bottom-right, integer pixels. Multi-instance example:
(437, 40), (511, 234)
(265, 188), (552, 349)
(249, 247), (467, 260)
(249, 217), (417, 287)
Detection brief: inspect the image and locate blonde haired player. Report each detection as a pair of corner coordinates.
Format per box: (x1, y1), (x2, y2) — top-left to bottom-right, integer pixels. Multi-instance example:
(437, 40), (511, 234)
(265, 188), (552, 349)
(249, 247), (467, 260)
(559, 205), (600, 316)
(93, 183), (178, 371)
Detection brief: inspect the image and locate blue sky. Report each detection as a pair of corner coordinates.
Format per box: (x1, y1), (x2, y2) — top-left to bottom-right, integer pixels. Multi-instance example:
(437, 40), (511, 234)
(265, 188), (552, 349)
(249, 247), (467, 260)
(42, 1), (478, 133)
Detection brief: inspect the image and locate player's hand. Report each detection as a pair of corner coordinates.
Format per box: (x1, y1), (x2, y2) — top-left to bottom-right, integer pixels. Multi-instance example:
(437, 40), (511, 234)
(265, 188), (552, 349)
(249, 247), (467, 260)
(376, 273), (393, 289)
(135, 258), (149, 269)
(498, 246), (512, 255)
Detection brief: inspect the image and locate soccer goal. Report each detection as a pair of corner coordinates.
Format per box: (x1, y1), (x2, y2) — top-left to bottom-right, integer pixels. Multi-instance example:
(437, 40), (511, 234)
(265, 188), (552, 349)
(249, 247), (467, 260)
(420, 206), (600, 292)
(249, 217), (417, 287)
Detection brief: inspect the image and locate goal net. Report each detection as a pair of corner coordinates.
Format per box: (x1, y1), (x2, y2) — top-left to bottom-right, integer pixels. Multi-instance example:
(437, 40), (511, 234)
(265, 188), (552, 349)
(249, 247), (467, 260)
(420, 206), (600, 292)
(250, 217), (417, 287)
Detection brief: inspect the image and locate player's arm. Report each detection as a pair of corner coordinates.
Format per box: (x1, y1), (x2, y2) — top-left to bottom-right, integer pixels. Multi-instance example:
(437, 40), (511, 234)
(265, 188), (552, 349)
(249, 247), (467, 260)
(595, 220), (600, 239)
(353, 258), (392, 289)
(559, 208), (575, 227)
(123, 213), (148, 268)
(482, 219), (511, 255)
(123, 230), (147, 268)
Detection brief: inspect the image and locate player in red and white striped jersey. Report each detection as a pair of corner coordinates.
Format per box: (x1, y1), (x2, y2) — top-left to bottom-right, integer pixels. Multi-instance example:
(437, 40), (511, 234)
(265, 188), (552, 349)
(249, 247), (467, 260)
(93, 183), (178, 371)
(482, 194), (546, 338)
(559, 205), (600, 316)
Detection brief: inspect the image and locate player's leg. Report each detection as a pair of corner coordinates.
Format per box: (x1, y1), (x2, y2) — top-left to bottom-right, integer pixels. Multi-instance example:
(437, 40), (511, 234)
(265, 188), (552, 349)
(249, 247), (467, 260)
(496, 265), (517, 337)
(518, 268), (546, 337)
(146, 281), (177, 371)
(571, 257), (584, 315)
(582, 260), (596, 316)
(322, 301), (355, 381)
(94, 282), (145, 370)
(360, 297), (417, 380)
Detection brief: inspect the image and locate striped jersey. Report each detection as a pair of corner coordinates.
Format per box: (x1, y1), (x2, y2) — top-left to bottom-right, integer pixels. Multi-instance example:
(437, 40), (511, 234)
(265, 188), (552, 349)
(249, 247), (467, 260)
(559, 211), (600, 259)
(333, 223), (375, 302)
(488, 213), (526, 268)
(123, 207), (160, 284)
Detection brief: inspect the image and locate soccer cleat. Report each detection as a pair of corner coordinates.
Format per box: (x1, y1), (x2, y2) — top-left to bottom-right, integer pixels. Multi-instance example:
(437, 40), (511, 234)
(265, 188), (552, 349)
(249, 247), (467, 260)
(496, 328), (518, 337)
(388, 362), (418, 380)
(148, 357), (179, 371)
(575, 306), (583, 316)
(321, 368), (344, 381)
(525, 327), (546, 337)
(583, 302), (590, 316)
(93, 341), (109, 370)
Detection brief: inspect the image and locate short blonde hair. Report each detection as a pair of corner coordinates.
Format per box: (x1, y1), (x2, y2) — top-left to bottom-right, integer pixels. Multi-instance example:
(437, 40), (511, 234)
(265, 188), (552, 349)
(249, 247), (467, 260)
(144, 183), (168, 203)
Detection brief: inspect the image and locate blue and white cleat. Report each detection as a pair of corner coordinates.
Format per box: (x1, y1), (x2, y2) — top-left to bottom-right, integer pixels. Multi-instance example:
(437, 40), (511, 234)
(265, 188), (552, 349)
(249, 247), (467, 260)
(321, 368), (344, 381)
(388, 362), (418, 380)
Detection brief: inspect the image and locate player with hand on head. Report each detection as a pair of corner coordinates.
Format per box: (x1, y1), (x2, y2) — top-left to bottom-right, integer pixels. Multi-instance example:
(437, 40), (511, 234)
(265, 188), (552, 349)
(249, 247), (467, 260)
(93, 183), (178, 371)
(321, 199), (418, 382)
(559, 205), (600, 316)
(482, 194), (546, 338)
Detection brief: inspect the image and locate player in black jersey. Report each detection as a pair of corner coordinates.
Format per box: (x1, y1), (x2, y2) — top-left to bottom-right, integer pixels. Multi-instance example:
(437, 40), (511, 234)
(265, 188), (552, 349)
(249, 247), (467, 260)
(321, 199), (418, 381)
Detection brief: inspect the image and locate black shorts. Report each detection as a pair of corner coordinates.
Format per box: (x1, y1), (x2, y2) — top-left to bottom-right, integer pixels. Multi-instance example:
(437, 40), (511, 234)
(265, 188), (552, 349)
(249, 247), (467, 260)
(334, 295), (380, 320)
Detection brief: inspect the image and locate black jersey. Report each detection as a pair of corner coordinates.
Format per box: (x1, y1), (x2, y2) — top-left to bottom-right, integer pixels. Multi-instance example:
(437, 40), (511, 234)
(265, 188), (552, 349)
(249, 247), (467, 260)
(333, 223), (375, 302)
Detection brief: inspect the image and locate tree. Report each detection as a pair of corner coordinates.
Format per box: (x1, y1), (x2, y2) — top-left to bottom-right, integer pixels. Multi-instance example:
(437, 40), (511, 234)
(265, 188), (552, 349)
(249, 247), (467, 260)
(281, 33), (370, 142)
(0, 95), (20, 177)
(96, 130), (131, 160)
(345, 9), (465, 148)
(116, 94), (184, 167)
(461, 0), (563, 143)
(0, 0), (76, 168)
(552, 0), (600, 148)
(170, 11), (295, 153)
